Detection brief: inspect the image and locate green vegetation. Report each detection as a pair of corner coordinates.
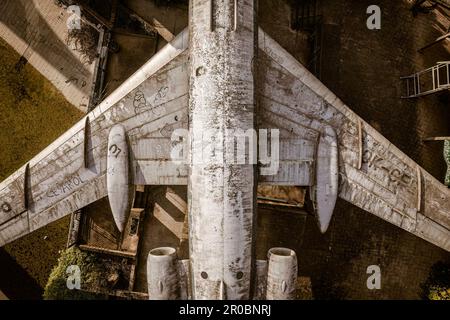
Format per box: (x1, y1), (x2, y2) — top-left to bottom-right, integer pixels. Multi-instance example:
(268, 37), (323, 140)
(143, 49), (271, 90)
(0, 37), (83, 289)
(428, 286), (450, 300)
(422, 261), (450, 300)
(44, 247), (107, 300)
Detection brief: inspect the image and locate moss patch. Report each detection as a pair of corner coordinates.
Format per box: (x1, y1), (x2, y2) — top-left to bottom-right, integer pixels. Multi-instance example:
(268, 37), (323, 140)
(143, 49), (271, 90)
(421, 261), (450, 300)
(0, 37), (83, 289)
(44, 247), (133, 300)
(44, 247), (107, 300)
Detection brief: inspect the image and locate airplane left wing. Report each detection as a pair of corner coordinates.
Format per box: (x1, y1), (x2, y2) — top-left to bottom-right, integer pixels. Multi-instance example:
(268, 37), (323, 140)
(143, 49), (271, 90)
(257, 28), (450, 251)
(0, 29), (190, 247)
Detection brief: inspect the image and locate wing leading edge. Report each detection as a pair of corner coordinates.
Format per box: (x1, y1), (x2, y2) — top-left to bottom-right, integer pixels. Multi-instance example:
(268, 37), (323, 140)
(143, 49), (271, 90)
(0, 29), (190, 247)
(257, 28), (450, 251)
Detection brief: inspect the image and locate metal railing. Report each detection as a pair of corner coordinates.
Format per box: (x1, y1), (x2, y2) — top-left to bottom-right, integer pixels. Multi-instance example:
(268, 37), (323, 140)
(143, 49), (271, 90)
(401, 61), (450, 98)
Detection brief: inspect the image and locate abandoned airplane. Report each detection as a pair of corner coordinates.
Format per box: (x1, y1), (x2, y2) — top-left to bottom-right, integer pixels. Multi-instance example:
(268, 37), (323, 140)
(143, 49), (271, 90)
(0, 0), (449, 300)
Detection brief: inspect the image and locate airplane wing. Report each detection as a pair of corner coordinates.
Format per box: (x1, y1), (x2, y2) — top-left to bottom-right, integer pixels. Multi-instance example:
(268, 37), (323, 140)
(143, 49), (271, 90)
(257, 28), (450, 252)
(1, 26), (449, 253)
(0, 29), (190, 247)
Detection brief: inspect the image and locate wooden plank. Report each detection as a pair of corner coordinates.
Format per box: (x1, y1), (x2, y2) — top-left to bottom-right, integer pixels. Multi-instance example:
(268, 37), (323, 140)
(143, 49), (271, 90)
(153, 203), (184, 238)
(118, 3), (174, 42)
(418, 32), (450, 53)
(424, 136), (450, 141)
(79, 288), (148, 300)
(79, 244), (136, 259)
(166, 188), (187, 214)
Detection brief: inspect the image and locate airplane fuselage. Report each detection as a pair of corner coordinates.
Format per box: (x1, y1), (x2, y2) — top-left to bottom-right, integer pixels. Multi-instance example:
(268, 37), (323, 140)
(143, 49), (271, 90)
(188, 0), (257, 299)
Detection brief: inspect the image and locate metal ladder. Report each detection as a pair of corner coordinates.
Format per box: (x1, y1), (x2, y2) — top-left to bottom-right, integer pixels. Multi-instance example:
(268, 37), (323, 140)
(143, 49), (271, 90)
(401, 61), (450, 98)
(291, 0), (320, 32)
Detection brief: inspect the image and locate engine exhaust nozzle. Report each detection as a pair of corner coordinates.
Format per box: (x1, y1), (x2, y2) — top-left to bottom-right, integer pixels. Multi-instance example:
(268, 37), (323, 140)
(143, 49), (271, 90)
(147, 247), (180, 300)
(266, 248), (298, 300)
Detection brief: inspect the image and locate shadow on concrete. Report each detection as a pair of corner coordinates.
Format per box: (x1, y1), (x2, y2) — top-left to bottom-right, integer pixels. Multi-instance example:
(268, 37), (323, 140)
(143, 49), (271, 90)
(0, 0), (92, 92)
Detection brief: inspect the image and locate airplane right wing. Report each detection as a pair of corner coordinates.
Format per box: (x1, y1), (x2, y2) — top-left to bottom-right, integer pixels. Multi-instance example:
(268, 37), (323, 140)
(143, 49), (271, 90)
(0, 29), (190, 247)
(257, 28), (450, 251)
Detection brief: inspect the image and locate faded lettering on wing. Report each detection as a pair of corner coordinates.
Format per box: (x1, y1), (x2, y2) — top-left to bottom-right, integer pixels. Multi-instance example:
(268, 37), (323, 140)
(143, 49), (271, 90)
(362, 149), (413, 190)
(46, 173), (86, 198)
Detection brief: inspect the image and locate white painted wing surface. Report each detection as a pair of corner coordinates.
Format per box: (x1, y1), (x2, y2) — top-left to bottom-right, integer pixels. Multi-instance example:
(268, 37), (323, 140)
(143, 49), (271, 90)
(258, 28), (450, 251)
(0, 30), (190, 247)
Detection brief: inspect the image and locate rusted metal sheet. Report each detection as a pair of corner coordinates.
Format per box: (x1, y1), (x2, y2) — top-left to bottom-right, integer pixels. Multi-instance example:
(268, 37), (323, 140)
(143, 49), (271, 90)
(29, 174), (107, 233)
(134, 161), (188, 185)
(258, 28), (450, 251)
